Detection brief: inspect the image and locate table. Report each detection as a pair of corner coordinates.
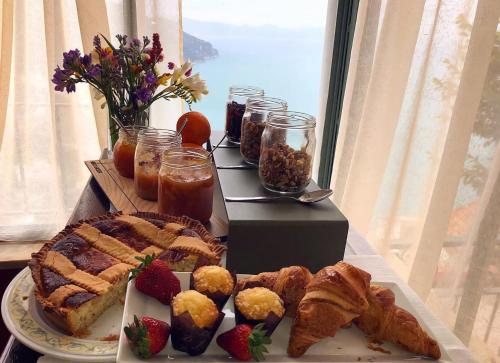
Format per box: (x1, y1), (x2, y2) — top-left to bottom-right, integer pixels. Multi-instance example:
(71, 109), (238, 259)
(0, 168), (475, 363)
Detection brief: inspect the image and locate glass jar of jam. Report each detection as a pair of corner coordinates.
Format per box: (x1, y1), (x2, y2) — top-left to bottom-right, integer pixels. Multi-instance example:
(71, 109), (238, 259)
(240, 97), (287, 166)
(113, 126), (146, 178)
(134, 129), (181, 201)
(158, 147), (214, 223)
(225, 86), (264, 144)
(259, 111), (316, 194)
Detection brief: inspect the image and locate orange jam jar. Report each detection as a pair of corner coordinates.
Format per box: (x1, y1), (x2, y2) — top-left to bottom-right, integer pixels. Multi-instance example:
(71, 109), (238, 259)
(113, 127), (145, 178)
(158, 147), (214, 223)
(134, 129), (181, 201)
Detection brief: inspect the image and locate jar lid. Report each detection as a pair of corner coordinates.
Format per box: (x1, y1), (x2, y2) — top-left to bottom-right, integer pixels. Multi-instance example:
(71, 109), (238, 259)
(246, 97), (288, 112)
(267, 111), (316, 129)
(137, 129), (181, 147)
(229, 85), (264, 97)
(161, 147), (211, 169)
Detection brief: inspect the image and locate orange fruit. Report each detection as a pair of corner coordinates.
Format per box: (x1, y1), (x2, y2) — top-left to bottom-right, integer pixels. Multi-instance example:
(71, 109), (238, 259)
(176, 111), (211, 146)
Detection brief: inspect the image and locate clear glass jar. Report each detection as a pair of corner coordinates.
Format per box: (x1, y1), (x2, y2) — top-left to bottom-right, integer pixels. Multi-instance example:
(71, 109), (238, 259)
(225, 86), (264, 144)
(134, 129), (181, 201)
(259, 111), (316, 194)
(158, 147), (214, 223)
(240, 97), (287, 165)
(113, 126), (147, 178)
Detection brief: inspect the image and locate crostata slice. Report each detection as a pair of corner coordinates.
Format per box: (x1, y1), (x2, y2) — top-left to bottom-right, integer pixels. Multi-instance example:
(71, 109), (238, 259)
(29, 212), (225, 335)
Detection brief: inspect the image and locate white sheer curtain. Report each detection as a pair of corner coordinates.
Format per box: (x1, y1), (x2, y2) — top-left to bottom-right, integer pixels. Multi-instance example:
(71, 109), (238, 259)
(0, 0), (183, 241)
(333, 0), (500, 360)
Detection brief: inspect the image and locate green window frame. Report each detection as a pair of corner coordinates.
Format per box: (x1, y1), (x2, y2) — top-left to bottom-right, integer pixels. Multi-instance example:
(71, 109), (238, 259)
(318, 0), (360, 188)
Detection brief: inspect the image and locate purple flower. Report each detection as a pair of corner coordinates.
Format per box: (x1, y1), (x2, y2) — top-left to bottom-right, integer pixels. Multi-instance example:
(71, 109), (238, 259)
(52, 66), (67, 92)
(116, 34), (127, 45)
(66, 82), (76, 93)
(93, 35), (101, 49)
(85, 64), (102, 78)
(62, 49), (81, 70)
(185, 68), (192, 77)
(131, 38), (141, 47)
(145, 72), (156, 84)
(136, 87), (152, 103)
(81, 54), (92, 67)
(168, 62), (175, 70)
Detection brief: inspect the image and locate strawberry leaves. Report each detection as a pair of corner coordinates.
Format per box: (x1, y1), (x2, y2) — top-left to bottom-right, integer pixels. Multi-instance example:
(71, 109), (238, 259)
(130, 254), (156, 280)
(248, 324), (271, 361)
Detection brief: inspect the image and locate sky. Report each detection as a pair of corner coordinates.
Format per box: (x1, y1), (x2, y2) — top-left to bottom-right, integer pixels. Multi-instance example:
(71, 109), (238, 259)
(182, 0), (328, 29)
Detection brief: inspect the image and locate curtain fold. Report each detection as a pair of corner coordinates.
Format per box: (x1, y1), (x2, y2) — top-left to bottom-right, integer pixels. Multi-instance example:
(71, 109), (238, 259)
(75, 0), (111, 151)
(0, 0), (182, 241)
(334, 0), (425, 237)
(333, 0), (500, 360)
(0, 0), (13, 147)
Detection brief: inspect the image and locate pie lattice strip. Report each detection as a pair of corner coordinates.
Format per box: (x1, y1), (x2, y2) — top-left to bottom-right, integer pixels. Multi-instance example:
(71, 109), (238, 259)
(47, 284), (87, 307)
(141, 245), (164, 257)
(116, 215), (178, 249)
(97, 263), (134, 283)
(168, 236), (217, 260)
(74, 224), (144, 267)
(42, 251), (111, 295)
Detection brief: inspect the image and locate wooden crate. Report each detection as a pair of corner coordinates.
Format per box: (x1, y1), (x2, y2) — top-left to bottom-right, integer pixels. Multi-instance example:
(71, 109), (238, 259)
(85, 159), (228, 238)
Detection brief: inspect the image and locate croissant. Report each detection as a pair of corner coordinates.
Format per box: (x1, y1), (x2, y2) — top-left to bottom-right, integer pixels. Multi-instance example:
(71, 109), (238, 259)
(237, 266), (313, 317)
(355, 285), (441, 359)
(287, 262), (371, 357)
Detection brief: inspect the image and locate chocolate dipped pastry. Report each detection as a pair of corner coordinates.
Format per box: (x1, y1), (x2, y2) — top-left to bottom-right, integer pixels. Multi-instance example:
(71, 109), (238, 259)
(171, 290), (225, 356)
(234, 287), (285, 336)
(190, 265), (235, 310)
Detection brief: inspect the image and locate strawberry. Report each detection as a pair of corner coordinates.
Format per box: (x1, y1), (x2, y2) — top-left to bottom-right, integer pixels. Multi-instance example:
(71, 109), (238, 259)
(130, 254), (181, 304)
(124, 315), (170, 359)
(216, 323), (271, 361)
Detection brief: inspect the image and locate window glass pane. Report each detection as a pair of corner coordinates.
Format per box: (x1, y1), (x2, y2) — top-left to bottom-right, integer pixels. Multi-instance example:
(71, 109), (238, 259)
(182, 0), (328, 130)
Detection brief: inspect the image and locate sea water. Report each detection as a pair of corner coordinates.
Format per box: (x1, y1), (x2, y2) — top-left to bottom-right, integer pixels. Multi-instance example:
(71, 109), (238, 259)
(185, 21), (325, 131)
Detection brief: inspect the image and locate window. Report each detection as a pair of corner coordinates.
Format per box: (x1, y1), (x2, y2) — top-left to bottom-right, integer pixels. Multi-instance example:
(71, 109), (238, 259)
(182, 0), (328, 130)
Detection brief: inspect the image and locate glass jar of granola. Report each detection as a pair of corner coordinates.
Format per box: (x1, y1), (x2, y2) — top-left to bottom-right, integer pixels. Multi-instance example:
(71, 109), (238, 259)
(225, 86), (264, 144)
(240, 97), (287, 166)
(259, 111), (316, 194)
(134, 129), (181, 200)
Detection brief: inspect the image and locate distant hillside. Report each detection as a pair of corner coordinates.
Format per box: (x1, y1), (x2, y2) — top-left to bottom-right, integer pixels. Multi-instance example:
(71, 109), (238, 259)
(183, 31), (218, 62)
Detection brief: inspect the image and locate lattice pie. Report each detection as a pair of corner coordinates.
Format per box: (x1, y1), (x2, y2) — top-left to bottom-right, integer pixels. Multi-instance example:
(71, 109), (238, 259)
(29, 212), (225, 335)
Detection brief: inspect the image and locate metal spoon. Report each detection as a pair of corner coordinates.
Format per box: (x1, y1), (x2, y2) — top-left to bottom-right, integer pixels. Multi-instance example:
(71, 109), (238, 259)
(225, 189), (333, 204)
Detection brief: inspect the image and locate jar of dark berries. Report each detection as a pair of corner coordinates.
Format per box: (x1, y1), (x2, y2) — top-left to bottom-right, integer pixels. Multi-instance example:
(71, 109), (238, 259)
(134, 129), (181, 201)
(259, 111), (316, 194)
(240, 97), (287, 165)
(225, 86), (264, 144)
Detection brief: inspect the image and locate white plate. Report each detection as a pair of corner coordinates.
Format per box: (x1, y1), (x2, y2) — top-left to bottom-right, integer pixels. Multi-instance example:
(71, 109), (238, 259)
(1, 267), (121, 362)
(117, 273), (451, 362)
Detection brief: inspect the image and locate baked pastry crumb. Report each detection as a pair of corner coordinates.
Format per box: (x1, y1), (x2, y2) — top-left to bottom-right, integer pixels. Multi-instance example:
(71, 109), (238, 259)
(235, 287), (285, 320)
(172, 290), (219, 328)
(193, 266), (233, 295)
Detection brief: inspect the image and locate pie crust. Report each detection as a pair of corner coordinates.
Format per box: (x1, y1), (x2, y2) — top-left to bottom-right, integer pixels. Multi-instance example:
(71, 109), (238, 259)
(29, 212), (225, 335)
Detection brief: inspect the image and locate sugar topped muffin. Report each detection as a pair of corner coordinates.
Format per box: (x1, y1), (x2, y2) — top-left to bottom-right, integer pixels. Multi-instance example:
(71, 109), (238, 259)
(235, 287), (285, 320)
(193, 266), (234, 295)
(172, 290), (218, 328)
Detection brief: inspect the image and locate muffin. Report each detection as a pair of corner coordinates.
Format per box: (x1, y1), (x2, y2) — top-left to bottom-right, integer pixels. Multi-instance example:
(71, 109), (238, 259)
(191, 265), (235, 310)
(171, 290), (225, 355)
(234, 287), (285, 336)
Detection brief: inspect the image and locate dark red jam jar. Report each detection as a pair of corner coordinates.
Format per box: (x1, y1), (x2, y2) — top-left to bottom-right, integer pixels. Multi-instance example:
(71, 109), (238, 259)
(225, 86), (264, 144)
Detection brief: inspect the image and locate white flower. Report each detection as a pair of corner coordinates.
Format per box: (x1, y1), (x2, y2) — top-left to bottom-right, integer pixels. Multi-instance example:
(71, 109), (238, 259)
(171, 67), (184, 84)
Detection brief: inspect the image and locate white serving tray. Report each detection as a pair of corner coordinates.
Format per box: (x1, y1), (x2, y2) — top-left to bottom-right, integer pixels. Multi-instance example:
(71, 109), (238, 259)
(117, 272), (451, 362)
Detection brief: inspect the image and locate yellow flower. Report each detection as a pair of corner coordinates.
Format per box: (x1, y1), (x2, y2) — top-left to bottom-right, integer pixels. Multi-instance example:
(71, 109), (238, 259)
(157, 73), (172, 85)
